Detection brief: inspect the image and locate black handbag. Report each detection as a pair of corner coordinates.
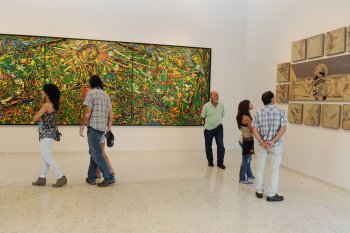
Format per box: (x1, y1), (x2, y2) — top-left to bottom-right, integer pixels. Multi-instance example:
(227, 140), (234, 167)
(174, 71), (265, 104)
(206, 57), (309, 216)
(55, 125), (62, 141)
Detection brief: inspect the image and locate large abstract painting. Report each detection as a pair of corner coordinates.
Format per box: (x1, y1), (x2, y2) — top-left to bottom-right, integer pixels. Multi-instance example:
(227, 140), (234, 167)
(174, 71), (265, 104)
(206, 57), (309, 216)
(289, 54), (350, 101)
(0, 34), (211, 125)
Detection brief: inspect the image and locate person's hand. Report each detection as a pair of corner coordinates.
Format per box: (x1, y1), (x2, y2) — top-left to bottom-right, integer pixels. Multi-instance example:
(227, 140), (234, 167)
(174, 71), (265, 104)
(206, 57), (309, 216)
(107, 125), (112, 132)
(79, 126), (85, 137)
(261, 142), (270, 150)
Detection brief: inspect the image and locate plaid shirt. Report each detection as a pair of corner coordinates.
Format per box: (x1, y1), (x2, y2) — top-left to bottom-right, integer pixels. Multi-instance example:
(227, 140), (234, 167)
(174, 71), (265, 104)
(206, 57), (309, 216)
(83, 88), (112, 132)
(252, 104), (288, 146)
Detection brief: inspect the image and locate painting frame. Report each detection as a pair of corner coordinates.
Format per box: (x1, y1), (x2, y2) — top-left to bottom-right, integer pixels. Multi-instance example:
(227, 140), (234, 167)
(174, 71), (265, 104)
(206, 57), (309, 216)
(288, 103), (303, 124)
(325, 27), (346, 56)
(306, 34), (324, 59)
(320, 104), (341, 129)
(0, 33), (212, 126)
(302, 104), (321, 126)
(291, 39), (306, 62)
(277, 62), (290, 83)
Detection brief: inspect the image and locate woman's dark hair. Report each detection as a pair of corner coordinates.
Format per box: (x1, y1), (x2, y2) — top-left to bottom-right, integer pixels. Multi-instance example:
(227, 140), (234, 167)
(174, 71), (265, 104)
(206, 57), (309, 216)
(43, 84), (60, 111)
(236, 100), (252, 129)
(89, 75), (104, 89)
(262, 91), (274, 105)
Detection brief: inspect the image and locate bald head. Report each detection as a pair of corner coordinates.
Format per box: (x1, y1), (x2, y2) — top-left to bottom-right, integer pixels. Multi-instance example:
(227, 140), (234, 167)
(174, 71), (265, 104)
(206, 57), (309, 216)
(210, 90), (219, 105)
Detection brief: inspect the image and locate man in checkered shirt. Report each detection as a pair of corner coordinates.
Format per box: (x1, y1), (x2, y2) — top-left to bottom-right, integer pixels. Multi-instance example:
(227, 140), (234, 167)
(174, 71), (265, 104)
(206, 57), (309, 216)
(252, 91), (288, 202)
(80, 75), (115, 187)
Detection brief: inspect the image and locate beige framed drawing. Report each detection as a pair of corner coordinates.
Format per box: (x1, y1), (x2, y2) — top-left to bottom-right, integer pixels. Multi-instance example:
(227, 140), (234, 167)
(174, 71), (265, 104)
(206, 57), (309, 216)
(325, 27), (346, 56)
(342, 104), (350, 130)
(347, 26), (350, 52)
(320, 104), (341, 129)
(276, 84), (289, 103)
(277, 62), (290, 83)
(291, 39), (306, 62)
(302, 104), (321, 126)
(306, 34), (324, 59)
(288, 103), (303, 124)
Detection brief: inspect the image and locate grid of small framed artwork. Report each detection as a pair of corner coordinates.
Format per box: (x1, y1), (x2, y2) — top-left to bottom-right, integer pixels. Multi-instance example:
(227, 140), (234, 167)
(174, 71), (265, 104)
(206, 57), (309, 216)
(276, 26), (350, 130)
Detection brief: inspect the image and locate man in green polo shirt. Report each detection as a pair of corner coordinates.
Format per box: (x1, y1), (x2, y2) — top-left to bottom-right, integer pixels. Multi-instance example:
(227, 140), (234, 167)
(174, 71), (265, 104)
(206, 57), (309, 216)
(201, 90), (226, 169)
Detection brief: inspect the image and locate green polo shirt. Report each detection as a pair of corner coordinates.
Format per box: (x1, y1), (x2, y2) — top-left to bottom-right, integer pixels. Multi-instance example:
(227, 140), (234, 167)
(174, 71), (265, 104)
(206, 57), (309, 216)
(201, 101), (225, 130)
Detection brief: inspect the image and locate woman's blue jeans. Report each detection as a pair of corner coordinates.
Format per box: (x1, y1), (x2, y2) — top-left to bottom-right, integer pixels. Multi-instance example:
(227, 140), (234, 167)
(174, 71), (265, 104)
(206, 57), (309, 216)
(239, 142), (253, 181)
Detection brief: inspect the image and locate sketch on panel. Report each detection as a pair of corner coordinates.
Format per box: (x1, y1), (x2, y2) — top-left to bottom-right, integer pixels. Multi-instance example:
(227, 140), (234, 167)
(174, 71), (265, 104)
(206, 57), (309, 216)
(277, 63), (290, 83)
(342, 104), (350, 130)
(302, 104), (320, 126)
(306, 34), (324, 59)
(276, 84), (289, 103)
(320, 104), (341, 129)
(289, 54), (350, 101)
(288, 103), (303, 124)
(291, 39), (306, 62)
(325, 27), (346, 56)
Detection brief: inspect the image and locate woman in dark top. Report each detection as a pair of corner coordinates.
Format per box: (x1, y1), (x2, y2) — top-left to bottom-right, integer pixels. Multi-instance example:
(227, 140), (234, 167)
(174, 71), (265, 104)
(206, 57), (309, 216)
(236, 100), (255, 185)
(32, 84), (67, 187)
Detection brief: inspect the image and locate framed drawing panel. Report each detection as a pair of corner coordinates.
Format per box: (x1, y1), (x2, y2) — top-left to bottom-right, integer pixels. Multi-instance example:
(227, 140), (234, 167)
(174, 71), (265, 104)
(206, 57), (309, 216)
(320, 104), (341, 129)
(288, 103), (303, 124)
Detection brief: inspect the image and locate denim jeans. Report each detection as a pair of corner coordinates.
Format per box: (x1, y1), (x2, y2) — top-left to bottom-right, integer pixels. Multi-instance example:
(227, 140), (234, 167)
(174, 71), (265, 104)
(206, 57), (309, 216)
(87, 127), (115, 181)
(256, 144), (282, 197)
(239, 142), (253, 181)
(204, 124), (225, 165)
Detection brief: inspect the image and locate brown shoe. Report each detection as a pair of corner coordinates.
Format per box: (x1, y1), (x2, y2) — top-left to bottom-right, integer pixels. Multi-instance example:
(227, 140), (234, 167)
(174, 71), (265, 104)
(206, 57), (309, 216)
(32, 177), (46, 186)
(52, 176), (67, 188)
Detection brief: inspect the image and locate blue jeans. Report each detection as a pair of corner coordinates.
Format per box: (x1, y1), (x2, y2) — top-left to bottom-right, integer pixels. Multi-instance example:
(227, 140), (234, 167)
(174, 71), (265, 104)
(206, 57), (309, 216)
(239, 142), (253, 181)
(87, 127), (115, 181)
(204, 124), (225, 165)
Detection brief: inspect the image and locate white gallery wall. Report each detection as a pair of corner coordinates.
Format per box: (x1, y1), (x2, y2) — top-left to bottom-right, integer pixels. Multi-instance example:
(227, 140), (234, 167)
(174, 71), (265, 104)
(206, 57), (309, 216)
(2, 0), (350, 190)
(245, 0), (350, 190)
(0, 0), (246, 152)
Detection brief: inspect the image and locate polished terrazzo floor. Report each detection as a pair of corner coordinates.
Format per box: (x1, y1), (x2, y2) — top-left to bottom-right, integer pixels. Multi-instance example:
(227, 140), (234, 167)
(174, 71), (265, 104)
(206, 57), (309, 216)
(0, 150), (349, 233)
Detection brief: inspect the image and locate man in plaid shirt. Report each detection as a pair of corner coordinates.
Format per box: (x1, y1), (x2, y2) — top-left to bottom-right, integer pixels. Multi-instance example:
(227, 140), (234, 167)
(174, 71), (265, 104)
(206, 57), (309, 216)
(80, 75), (115, 187)
(252, 91), (288, 202)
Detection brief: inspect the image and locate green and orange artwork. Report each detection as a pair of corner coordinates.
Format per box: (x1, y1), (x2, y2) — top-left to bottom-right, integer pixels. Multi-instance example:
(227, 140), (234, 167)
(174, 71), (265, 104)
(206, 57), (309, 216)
(0, 34), (211, 126)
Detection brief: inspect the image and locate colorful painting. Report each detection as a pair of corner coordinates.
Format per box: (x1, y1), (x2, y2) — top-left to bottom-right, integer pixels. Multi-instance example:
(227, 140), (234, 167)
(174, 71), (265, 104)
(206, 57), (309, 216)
(288, 103), (303, 124)
(291, 39), (306, 62)
(289, 54), (350, 101)
(306, 34), (324, 59)
(0, 34), (211, 125)
(320, 104), (341, 129)
(303, 104), (320, 126)
(325, 27), (346, 56)
(342, 104), (350, 130)
(276, 84), (289, 104)
(277, 62), (290, 83)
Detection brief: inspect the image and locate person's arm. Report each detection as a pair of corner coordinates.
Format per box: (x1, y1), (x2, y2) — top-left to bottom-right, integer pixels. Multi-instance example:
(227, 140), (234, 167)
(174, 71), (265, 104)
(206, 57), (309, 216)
(33, 103), (49, 122)
(79, 105), (92, 137)
(242, 116), (253, 130)
(107, 107), (114, 132)
(252, 127), (264, 145)
(266, 125), (286, 146)
(252, 127), (271, 150)
(200, 105), (207, 125)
